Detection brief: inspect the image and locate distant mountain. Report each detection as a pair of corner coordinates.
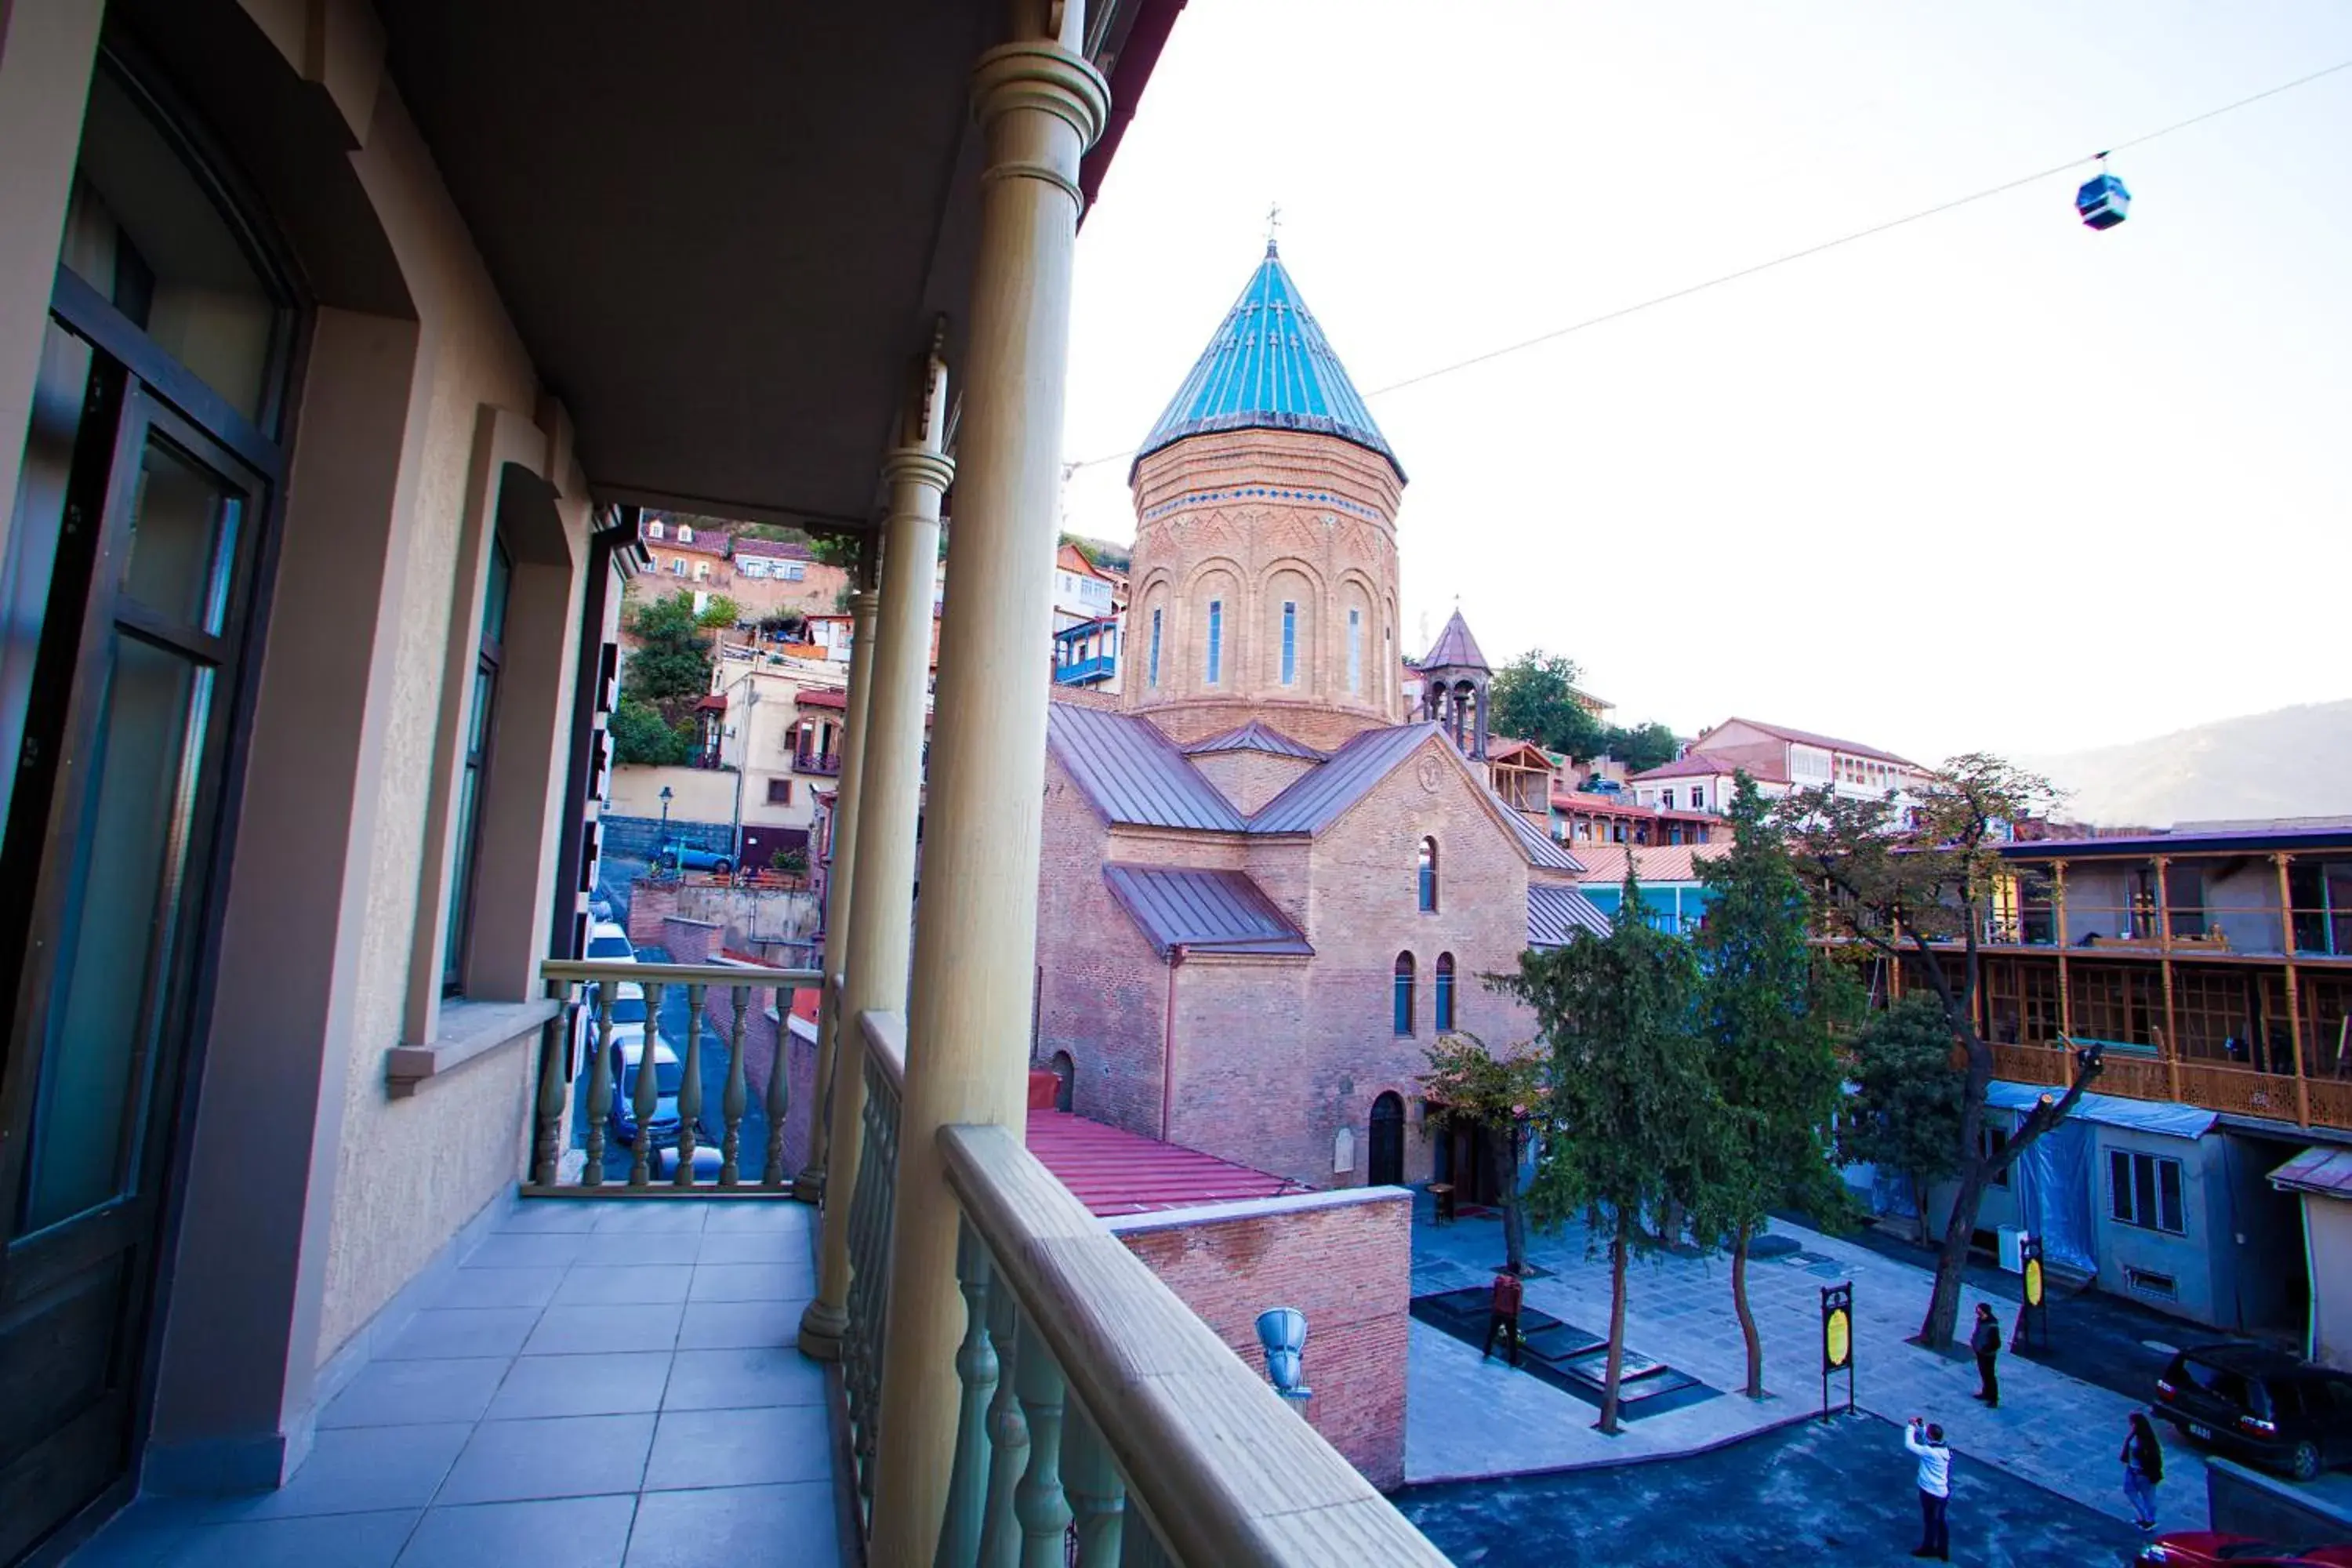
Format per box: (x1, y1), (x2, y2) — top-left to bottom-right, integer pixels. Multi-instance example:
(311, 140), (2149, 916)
(2021, 701), (2352, 829)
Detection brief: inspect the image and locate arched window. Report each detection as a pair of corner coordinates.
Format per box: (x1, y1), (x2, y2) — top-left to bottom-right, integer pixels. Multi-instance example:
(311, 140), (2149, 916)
(1417, 837), (1439, 913)
(1148, 606), (1163, 688)
(677, 524), (695, 543)
(1205, 598), (1224, 684)
(1050, 1051), (1075, 1113)
(1435, 953), (1457, 1033)
(1392, 952), (1416, 1036)
(1279, 600), (1298, 686)
(645, 519), (665, 540)
(1347, 607), (1363, 694)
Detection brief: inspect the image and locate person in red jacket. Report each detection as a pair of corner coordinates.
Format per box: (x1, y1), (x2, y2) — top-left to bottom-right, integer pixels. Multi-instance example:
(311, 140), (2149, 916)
(1482, 1264), (1524, 1367)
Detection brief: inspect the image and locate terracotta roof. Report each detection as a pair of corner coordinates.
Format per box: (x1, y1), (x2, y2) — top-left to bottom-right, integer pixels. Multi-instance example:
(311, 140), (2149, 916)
(648, 529), (731, 557)
(1102, 865), (1312, 959)
(695, 694), (728, 712)
(1250, 723), (1438, 834)
(1628, 750), (1788, 784)
(1421, 608), (1489, 673)
(1182, 720), (1329, 762)
(1527, 884), (1612, 946)
(1572, 842), (1727, 886)
(795, 688), (848, 710)
(731, 536), (815, 561)
(1713, 718), (1920, 770)
(1057, 542), (1117, 582)
(1025, 1110), (1306, 1217)
(1047, 705), (1248, 832)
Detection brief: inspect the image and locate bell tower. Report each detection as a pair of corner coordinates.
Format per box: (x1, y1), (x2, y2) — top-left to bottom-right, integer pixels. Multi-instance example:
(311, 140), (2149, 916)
(1417, 608), (1491, 760)
(1122, 242), (1407, 753)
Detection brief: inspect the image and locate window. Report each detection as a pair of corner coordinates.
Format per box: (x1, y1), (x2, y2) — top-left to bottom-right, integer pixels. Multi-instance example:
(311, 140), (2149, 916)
(739, 557), (765, 578)
(677, 524), (694, 543)
(1661, 789), (1676, 810)
(1206, 598), (1223, 684)
(1148, 608), (1163, 688)
(695, 561), (711, 582)
(1689, 786), (1706, 811)
(1392, 953), (1416, 1035)
(1980, 1123), (2011, 1189)
(1435, 953), (1456, 1032)
(646, 520), (665, 540)
(670, 557), (686, 575)
(782, 562), (806, 582)
(1347, 608), (1363, 694)
(2109, 1149), (2186, 1234)
(1280, 601), (1298, 686)
(1417, 837), (1438, 913)
(766, 779), (793, 805)
(445, 537), (511, 991)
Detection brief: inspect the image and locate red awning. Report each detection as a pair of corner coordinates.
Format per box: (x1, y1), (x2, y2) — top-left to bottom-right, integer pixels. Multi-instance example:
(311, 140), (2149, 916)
(695, 694), (727, 711)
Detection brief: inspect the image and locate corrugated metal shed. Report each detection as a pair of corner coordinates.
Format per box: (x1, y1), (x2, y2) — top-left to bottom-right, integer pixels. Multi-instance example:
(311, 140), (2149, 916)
(1025, 1109), (1305, 1216)
(1182, 719), (1328, 761)
(1574, 843), (1728, 886)
(1047, 703), (1249, 832)
(1249, 722), (1439, 834)
(1528, 884), (1613, 947)
(1102, 865), (1312, 958)
(2269, 1145), (2352, 1197)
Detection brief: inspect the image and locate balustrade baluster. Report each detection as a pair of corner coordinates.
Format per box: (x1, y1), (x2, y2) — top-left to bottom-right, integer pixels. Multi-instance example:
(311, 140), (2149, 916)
(673, 985), (706, 1186)
(720, 984), (750, 1186)
(977, 1276), (1028, 1568)
(584, 985), (617, 1185)
(1012, 1313), (1073, 1568)
(855, 1062), (898, 1523)
(531, 979), (569, 1186)
(763, 985), (793, 1188)
(1116, 1523), (1173, 1568)
(937, 1221), (998, 1567)
(629, 981), (664, 1186)
(1062, 1401), (1126, 1567)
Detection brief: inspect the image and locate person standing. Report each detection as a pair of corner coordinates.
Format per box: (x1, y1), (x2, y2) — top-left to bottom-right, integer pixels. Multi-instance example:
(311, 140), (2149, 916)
(1971, 1302), (2003, 1408)
(2122, 1411), (2165, 1531)
(1482, 1264), (1524, 1367)
(1906, 1418), (1952, 1561)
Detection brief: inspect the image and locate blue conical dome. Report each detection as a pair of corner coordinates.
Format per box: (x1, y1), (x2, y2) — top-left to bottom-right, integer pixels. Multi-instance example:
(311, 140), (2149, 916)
(1133, 243), (1403, 482)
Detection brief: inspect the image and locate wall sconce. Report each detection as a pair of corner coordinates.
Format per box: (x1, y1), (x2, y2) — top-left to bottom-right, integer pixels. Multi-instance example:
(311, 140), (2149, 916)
(1257, 1308), (1311, 1415)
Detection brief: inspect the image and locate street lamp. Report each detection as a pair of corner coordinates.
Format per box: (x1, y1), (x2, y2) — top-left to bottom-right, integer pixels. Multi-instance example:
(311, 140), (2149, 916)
(1256, 1308), (1311, 1415)
(658, 785), (673, 863)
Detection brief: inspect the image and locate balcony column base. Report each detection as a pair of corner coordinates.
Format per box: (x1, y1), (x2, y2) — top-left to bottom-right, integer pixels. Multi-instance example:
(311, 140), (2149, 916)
(797, 1297), (850, 1362)
(791, 1167), (827, 1206)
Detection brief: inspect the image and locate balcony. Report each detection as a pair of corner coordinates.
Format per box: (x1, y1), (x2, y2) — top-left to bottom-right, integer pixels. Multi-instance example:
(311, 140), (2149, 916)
(1054, 652), (1117, 686)
(793, 748), (844, 778)
(1990, 1036), (2352, 1133)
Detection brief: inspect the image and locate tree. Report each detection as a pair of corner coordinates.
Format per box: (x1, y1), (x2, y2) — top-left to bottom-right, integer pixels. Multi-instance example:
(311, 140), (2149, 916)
(1418, 1032), (1546, 1274)
(1501, 862), (1718, 1435)
(608, 697), (692, 766)
(1779, 753), (2097, 1348)
(1601, 721), (1679, 775)
(1837, 994), (1967, 1247)
(808, 532), (861, 570)
(624, 590), (714, 728)
(1489, 650), (1604, 760)
(695, 594), (742, 630)
(1690, 775), (1857, 1399)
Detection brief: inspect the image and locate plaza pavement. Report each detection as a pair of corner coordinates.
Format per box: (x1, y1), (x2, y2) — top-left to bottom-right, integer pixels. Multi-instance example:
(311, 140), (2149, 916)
(1407, 1202), (2210, 1534)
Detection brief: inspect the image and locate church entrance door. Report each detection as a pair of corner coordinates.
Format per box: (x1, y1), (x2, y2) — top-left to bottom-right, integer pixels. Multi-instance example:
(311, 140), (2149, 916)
(1368, 1092), (1404, 1186)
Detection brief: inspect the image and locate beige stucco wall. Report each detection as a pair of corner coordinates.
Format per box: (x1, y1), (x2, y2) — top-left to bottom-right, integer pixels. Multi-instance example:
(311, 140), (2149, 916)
(310, 74), (572, 1366)
(2307, 1194), (2352, 1370)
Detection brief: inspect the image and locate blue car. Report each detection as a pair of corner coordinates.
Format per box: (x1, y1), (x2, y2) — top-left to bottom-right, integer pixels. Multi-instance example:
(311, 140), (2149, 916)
(606, 1038), (688, 1149)
(660, 841), (733, 876)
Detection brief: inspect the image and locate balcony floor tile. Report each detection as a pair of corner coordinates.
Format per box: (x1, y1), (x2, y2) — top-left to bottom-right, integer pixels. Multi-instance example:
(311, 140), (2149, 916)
(686, 1263), (813, 1303)
(623, 1483), (837, 1567)
(320, 1358), (511, 1429)
(675, 1299), (802, 1349)
(488, 1352), (674, 1420)
(642, 1406), (832, 1491)
(662, 1347), (826, 1411)
(394, 1495), (637, 1568)
(436, 1414), (656, 1506)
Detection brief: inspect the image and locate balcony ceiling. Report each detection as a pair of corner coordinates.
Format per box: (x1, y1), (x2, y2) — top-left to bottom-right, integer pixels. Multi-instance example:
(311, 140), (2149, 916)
(378, 2), (1148, 534)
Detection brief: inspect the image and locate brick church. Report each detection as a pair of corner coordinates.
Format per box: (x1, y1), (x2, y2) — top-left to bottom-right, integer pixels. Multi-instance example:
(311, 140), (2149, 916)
(1033, 243), (1610, 1195)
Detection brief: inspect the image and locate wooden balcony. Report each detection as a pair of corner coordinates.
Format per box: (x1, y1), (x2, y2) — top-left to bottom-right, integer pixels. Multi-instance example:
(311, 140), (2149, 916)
(1990, 1037), (2350, 1132)
(527, 962), (1443, 1563)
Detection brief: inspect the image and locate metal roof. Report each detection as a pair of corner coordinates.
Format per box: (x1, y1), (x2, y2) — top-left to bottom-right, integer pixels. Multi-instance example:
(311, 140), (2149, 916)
(2000, 824), (2352, 859)
(1133, 243), (1401, 481)
(2270, 1145), (2352, 1198)
(1183, 720), (1329, 762)
(1025, 1110), (1306, 1217)
(1248, 722), (1439, 834)
(1505, 808), (1585, 871)
(1573, 843), (1727, 887)
(1528, 884), (1613, 947)
(1102, 865), (1312, 959)
(1047, 704), (1249, 832)
(1420, 608), (1489, 673)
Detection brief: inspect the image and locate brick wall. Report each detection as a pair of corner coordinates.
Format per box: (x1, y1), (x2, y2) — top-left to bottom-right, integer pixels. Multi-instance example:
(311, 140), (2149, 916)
(1112, 1188), (1411, 1489)
(601, 812), (735, 862)
(1189, 748), (1319, 815)
(626, 881), (679, 947)
(659, 915), (720, 964)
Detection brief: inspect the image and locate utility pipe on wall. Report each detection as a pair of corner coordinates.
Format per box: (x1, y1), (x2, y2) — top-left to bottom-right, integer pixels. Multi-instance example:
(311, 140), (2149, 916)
(1160, 943), (1188, 1142)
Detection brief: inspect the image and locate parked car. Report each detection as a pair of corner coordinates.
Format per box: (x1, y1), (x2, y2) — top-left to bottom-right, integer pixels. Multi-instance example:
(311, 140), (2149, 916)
(586, 920), (634, 961)
(606, 1036), (688, 1150)
(2154, 1343), (2352, 1481)
(2138, 1531), (2352, 1566)
(585, 981), (652, 1060)
(660, 841), (733, 876)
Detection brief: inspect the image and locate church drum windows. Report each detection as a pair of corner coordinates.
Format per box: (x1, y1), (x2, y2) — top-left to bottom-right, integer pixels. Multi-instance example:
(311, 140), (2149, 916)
(1417, 837), (1439, 913)
(1435, 953), (1456, 1033)
(1393, 952), (1416, 1036)
(1206, 597), (1223, 685)
(1347, 607), (1363, 694)
(1148, 606), (1162, 688)
(1280, 600), (1298, 686)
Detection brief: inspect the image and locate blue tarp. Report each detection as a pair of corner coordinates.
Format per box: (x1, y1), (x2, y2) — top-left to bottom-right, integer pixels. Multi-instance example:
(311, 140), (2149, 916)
(1986, 1080), (2216, 1142)
(2010, 1117), (2098, 1272)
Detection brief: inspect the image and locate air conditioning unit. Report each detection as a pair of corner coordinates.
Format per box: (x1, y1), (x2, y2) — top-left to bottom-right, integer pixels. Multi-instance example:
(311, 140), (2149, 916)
(1998, 1226), (2026, 1274)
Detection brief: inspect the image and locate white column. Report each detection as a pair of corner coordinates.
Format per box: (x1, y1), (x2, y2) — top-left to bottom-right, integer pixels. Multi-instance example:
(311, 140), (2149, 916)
(865, 11), (1106, 1560)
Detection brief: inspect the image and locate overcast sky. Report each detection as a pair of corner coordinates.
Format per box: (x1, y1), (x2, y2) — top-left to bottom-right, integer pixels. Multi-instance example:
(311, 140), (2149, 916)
(1059, 2), (2352, 764)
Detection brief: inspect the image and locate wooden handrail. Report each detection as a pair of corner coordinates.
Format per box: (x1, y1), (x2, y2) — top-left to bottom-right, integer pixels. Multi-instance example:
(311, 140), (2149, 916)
(939, 1122), (1446, 1567)
(543, 959), (822, 987)
(859, 1008), (907, 1095)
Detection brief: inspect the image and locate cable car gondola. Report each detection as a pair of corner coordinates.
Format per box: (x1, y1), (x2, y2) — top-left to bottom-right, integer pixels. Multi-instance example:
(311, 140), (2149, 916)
(2075, 152), (2131, 230)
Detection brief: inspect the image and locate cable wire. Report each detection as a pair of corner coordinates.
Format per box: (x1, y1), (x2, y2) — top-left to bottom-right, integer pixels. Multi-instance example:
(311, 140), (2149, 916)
(1062, 56), (2352, 472)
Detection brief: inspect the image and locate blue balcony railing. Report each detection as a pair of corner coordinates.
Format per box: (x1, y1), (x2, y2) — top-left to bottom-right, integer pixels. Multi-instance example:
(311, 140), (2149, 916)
(1054, 654), (1116, 685)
